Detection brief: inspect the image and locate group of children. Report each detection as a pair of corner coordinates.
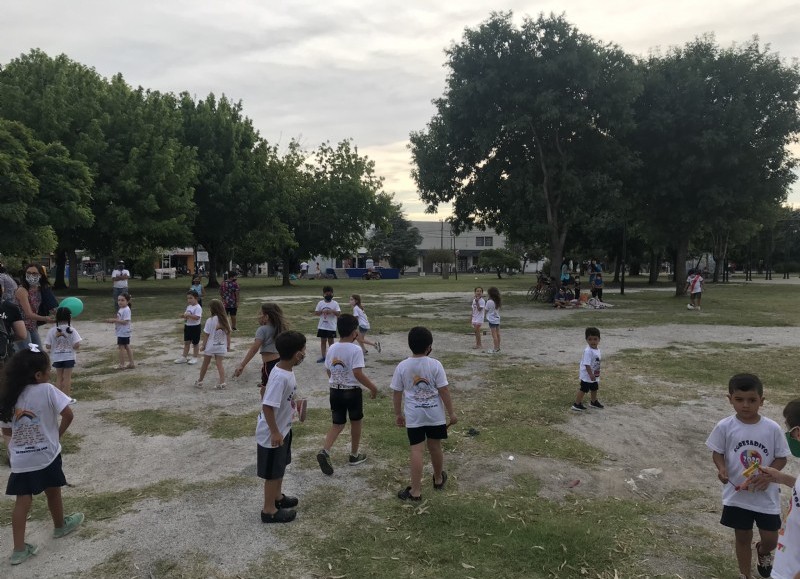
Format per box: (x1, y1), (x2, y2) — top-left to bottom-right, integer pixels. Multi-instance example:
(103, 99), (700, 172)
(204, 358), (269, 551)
(469, 286), (502, 354)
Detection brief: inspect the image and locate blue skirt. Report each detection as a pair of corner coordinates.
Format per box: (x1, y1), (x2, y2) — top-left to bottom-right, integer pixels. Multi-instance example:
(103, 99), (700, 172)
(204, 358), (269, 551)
(6, 453), (67, 496)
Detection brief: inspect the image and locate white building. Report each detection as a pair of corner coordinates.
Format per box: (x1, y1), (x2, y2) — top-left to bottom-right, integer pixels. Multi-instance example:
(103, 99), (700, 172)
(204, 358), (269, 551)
(408, 220), (508, 274)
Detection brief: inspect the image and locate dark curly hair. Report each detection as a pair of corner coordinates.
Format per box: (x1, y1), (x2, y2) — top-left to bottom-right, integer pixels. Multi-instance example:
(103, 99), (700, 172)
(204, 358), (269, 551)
(0, 348), (51, 422)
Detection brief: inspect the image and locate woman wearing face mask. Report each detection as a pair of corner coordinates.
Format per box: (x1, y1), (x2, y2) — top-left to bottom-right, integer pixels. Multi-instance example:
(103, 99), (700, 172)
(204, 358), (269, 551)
(14, 264), (56, 348)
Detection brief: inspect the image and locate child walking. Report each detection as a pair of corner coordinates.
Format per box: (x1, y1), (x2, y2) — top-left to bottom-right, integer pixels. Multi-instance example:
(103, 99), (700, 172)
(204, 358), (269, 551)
(43, 307), (81, 404)
(391, 326), (457, 501)
(195, 299), (231, 390)
(314, 285), (340, 363)
(706, 374), (790, 579)
(685, 268), (704, 310)
(316, 314), (378, 476)
(175, 290), (203, 365)
(471, 287), (485, 349)
(571, 327), (604, 411)
(349, 294), (381, 355)
(485, 287), (501, 354)
(234, 303), (288, 398)
(0, 346), (84, 565)
(256, 330), (307, 523)
(106, 293), (134, 369)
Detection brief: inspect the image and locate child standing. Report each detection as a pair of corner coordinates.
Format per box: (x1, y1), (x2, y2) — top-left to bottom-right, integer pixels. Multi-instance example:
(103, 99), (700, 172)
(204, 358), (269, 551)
(255, 330), (306, 524)
(316, 314), (378, 475)
(314, 285), (340, 363)
(471, 287), (485, 349)
(175, 291), (203, 365)
(195, 299), (231, 390)
(43, 307), (81, 404)
(190, 276), (204, 306)
(391, 326), (457, 501)
(106, 293), (134, 369)
(571, 327), (604, 412)
(591, 272), (604, 301)
(685, 268), (704, 311)
(220, 271), (240, 330)
(485, 287), (501, 354)
(706, 374), (790, 579)
(349, 294), (381, 355)
(234, 303), (288, 399)
(0, 346), (84, 565)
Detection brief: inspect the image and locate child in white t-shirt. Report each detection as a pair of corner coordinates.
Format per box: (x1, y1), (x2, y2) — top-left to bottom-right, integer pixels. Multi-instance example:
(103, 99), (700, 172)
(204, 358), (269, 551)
(195, 299), (231, 390)
(106, 293), (134, 369)
(484, 287), (501, 354)
(175, 291), (202, 365)
(685, 268), (704, 311)
(313, 285), (340, 363)
(706, 374), (790, 579)
(571, 327), (604, 412)
(43, 307), (81, 404)
(349, 294), (381, 355)
(470, 287), (485, 350)
(0, 346), (84, 565)
(316, 314), (378, 476)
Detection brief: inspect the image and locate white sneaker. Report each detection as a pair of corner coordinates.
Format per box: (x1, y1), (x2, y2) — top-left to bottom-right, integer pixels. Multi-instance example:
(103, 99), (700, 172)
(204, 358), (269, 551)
(187, 357), (198, 365)
(194, 380), (203, 389)
(486, 349), (496, 354)
(68, 398), (77, 405)
(174, 357), (188, 364)
(686, 304), (694, 310)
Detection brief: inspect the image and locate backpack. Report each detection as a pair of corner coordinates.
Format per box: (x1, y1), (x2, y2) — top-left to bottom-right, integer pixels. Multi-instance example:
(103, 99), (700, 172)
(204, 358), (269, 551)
(0, 302), (14, 364)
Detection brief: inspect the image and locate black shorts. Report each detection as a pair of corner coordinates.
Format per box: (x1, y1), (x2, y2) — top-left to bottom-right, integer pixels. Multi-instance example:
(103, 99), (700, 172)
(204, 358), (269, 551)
(6, 453), (67, 496)
(261, 358), (280, 387)
(256, 430), (292, 481)
(720, 505), (782, 531)
(317, 329), (337, 339)
(52, 360), (76, 369)
(579, 380), (599, 393)
(225, 307), (238, 316)
(183, 324), (202, 345)
(329, 387), (363, 424)
(407, 424), (448, 445)
(117, 337), (131, 346)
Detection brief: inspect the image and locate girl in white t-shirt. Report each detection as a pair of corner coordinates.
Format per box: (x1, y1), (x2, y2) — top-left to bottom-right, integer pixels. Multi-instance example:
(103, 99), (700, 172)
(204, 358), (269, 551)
(43, 307), (82, 404)
(485, 287), (502, 354)
(106, 293), (134, 370)
(0, 346), (84, 565)
(470, 287), (485, 350)
(349, 294), (382, 355)
(196, 299), (231, 390)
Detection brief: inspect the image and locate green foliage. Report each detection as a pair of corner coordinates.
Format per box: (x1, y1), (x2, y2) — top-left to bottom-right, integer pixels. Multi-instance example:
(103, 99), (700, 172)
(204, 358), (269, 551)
(368, 201), (423, 269)
(477, 248), (520, 278)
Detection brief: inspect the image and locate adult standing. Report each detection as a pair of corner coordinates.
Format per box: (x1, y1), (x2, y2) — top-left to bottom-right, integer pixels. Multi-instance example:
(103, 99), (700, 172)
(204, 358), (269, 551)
(15, 263), (55, 347)
(111, 260), (130, 310)
(366, 256), (375, 273)
(300, 261), (309, 279)
(1, 277), (27, 351)
(0, 262), (19, 303)
(220, 270), (240, 331)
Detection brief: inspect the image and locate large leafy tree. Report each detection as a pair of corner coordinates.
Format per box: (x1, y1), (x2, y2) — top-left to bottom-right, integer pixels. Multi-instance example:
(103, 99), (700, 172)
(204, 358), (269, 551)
(629, 36), (800, 294)
(367, 202), (422, 270)
(410, 12), (640, 278)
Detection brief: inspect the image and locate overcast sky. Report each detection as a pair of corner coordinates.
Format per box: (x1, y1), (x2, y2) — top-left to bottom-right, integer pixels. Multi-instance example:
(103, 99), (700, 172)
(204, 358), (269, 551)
(3, 1), (800, 218)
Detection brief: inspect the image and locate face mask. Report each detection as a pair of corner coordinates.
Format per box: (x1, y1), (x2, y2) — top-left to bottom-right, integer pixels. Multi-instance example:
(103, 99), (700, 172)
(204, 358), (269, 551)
(295, 353), (306, 366)
(324, 295), (333, 302)
(26, 274), (41, 285)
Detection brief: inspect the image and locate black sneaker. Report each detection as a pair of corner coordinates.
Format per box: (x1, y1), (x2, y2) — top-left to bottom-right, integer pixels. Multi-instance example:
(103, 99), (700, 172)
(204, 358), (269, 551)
(590, 400), (605, 409)
(275, 494), (299, 509)
(348, 453), (367, 465)
(571, 403), (587, 412)
(316, 450), (334, 475)
(755, 542), (773, 578)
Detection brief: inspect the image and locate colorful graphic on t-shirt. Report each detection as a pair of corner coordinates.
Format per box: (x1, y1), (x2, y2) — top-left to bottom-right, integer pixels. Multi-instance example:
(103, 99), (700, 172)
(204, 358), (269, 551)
(13, 408), (47, 448)
(411, 375), (437, 407)
(740, 448), (763, 471)
(329, 357), (348, 383)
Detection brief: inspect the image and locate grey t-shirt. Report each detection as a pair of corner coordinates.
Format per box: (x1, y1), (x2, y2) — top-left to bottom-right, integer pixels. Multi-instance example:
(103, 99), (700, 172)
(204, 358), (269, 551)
(256, 324), (277, 354)
(0, 273), (18, 303)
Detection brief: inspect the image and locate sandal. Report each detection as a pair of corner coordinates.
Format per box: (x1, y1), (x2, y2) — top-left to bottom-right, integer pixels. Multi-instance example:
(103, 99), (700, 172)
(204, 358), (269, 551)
(194, 380), (203, 389)
(215, 383), (227, 390)
(275, 494), (299, 509)
(260, 508), (296, 523)
(125, 363), (135, 370)
(433, 471), (448, 490)
(397, 486), (421, 501)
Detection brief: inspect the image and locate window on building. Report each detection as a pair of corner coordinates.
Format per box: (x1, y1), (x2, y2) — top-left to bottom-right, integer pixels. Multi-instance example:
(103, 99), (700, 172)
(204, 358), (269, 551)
(475, 237), (484, 247)
(475, 236), (493, 247)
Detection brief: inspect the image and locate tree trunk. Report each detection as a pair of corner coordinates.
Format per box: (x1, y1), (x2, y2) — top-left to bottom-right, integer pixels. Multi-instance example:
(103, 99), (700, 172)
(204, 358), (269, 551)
(68, 250), (79, 291)
(53, 249), (67, 290)
(206, 250), (220, 288)
(674, 238), (689, 296)
(648, 249), (660, 285)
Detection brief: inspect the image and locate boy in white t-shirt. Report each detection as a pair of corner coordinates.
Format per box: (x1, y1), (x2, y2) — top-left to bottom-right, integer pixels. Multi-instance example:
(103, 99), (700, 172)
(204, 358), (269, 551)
(255, 330), (307, 524)
(470, 287), (485, 350)
(313, 285), (341, 363)
(316, 314), (378, 476)
(571, 327), (604, 412)
(706, 374), (790, 579)
(391, 326), (457, 501)
(175, 291), (202, 365)
(685, 268), (704, 311)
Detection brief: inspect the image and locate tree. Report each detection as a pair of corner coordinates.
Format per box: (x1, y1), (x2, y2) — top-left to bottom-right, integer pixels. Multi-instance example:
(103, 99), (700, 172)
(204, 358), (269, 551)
(410, 12), (640, 279)
(367, 202), (422, 271)
(628, 36), (800, 294)
(478, 248), (520, 278)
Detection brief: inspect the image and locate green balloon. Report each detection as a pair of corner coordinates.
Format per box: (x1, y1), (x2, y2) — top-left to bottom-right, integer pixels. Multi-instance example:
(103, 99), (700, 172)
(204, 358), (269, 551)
(60, 297), (84, 317)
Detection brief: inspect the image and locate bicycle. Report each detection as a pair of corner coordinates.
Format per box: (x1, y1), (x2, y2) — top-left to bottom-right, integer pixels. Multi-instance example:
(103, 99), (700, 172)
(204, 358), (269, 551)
(527, 273), (553, 302)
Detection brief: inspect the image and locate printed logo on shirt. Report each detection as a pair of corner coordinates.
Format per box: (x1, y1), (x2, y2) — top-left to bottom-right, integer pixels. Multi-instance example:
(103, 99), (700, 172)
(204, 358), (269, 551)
(411, 375), (438, 407)
(739, 448), (764, 471)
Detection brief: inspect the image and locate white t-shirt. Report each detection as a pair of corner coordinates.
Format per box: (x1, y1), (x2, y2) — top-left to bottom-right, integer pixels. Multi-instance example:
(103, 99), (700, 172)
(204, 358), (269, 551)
(471, 297), (485, 324)
(579, 345), (601, 383)
(184, 304), (202, 326)
(366, 258), (374, 270)
(44, 325), (82, 363)
(300, 262), (308, 272)
(255, 366), (296, 448)
(256, 324), (278, 354)
(773, 477), (800, 579)
(485, 299), (500, 324)
(687, 274), (703, 294)
(705, 414), (790, 514)
(316, 299), (341, 331)
(390, 356), (449, 428)
(353, 304), (370, 329)
(203, 315), (228, 355)
(115, 306), (132, 338)
(325, 341), (365, 387)
(112, 268), (130, 289)
(0, 382), (71, 473)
